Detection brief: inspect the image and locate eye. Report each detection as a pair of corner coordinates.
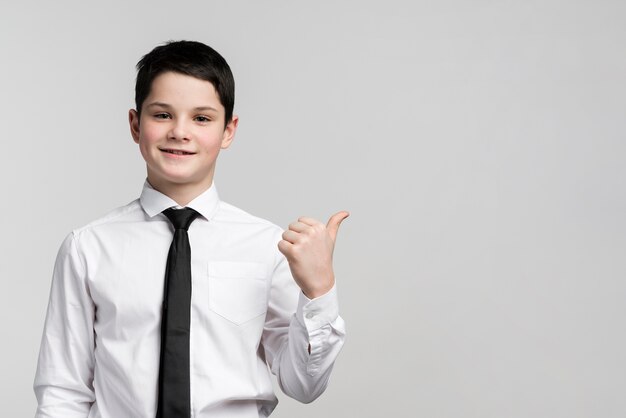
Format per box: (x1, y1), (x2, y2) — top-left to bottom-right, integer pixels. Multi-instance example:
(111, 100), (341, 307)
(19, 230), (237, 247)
(194, 115), (211, 123)
(154, 113), (171, 119)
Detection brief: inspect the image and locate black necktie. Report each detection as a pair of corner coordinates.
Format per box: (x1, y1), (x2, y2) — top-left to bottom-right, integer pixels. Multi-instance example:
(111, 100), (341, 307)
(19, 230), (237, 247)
(157, 207), (200, 418)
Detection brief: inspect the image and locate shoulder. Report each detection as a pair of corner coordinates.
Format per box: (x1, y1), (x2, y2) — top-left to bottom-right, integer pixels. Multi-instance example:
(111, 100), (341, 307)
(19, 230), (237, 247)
(213, 200), (287, 266)
(71, 199), (144, 238)
(53, 199), (143, 262)
(214, 200), (283, 233)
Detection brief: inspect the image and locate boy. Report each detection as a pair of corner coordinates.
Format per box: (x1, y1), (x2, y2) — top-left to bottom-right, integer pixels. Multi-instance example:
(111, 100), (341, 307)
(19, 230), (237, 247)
(34, 40), (348, 417)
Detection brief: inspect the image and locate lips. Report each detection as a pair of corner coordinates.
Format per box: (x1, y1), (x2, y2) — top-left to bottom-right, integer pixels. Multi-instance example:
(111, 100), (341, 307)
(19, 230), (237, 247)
(160, 148), (196, 155)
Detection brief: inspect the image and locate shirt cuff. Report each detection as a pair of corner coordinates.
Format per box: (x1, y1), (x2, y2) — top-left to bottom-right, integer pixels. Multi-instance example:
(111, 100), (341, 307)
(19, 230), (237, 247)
(295, 284), (339, 332)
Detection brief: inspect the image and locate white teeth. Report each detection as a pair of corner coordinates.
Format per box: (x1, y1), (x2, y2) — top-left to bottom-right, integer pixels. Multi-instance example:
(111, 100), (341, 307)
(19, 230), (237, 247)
(164, 149), (191, 155)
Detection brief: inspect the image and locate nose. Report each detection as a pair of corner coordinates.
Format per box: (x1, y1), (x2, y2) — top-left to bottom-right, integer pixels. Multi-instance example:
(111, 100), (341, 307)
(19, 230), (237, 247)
(168, 119), (191, 141)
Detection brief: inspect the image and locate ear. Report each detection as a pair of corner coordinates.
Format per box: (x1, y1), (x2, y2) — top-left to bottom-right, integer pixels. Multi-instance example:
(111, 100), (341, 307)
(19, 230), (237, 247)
(129, 109), (141, 144)
(220, 115), (239, 150)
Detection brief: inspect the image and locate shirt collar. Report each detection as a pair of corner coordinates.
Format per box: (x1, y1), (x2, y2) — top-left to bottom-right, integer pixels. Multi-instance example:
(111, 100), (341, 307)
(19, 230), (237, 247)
(139, 179), (220, 221)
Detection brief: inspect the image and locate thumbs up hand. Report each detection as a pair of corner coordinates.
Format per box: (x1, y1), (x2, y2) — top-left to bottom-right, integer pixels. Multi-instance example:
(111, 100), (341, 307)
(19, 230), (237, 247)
(278, 211), (349, 299)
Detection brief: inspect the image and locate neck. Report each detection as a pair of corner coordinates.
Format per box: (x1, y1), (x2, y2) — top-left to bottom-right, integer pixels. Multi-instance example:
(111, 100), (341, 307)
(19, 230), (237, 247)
(146, 175), (214, 207)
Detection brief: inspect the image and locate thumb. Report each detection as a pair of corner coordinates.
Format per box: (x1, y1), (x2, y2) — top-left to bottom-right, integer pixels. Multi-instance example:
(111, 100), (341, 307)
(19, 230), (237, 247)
(326, 211), (350, 242)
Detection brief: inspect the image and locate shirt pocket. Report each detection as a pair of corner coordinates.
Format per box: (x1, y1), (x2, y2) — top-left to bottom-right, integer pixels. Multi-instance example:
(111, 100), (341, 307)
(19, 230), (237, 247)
(207, 260), (268, 325)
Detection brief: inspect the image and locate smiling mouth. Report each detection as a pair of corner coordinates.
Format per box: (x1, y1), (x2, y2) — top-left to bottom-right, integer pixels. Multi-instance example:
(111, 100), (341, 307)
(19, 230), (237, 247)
(160, 148), (196, 155)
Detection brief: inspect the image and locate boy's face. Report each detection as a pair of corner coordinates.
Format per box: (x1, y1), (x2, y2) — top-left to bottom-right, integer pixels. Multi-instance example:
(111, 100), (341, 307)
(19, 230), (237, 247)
(129, 71), (238, 196)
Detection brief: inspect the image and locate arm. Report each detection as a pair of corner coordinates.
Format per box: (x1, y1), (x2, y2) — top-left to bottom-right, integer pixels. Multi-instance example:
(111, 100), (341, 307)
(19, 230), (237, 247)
(262, 212), (348, 403)
(33, 232), (96, 417)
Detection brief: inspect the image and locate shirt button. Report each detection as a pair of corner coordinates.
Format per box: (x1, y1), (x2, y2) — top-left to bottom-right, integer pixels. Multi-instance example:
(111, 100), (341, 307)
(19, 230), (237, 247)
(305, 312), (315, 319)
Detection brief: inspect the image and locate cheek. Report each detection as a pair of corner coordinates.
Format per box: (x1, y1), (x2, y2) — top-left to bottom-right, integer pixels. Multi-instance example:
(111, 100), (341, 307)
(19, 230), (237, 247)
(140, 124), (163, 144)
(137, 126), (162, 155)
(198, 131), (226, 153)
(137, 131), (160, 160)
(138, 141), (151, 161)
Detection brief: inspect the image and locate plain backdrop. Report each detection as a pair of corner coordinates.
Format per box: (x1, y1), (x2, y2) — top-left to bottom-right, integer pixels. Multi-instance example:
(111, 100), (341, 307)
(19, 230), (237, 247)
(1, 1), (625, 417)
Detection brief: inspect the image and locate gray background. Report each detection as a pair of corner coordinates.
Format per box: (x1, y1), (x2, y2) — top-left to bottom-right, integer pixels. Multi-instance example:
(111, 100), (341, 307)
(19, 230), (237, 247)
(1, 1), (625, 417)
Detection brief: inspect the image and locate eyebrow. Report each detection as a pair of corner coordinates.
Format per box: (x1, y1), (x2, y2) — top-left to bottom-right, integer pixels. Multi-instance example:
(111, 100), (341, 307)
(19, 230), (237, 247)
(146, 102), (219, 112)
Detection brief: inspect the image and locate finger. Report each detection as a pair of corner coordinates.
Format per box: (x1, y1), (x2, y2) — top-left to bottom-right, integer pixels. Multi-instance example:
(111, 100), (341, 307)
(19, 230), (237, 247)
(281, 229), (300, 244)
(326, 211), (350, 242)
(297, 216), (324, 227)
(277, 239), (293, 255)
(288, 221), (309, 233)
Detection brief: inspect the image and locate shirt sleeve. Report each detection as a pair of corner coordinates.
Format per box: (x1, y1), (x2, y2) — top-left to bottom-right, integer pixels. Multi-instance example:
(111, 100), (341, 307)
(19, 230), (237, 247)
(34, 232), (96, 417)
(261, 231), (346, 404)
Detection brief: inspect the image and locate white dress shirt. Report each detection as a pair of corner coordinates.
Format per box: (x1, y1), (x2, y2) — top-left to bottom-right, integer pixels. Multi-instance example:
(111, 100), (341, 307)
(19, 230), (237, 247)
(34, 181), (346, 418)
